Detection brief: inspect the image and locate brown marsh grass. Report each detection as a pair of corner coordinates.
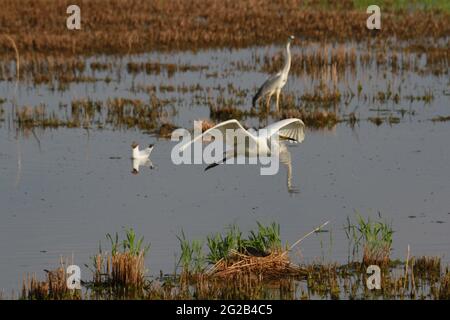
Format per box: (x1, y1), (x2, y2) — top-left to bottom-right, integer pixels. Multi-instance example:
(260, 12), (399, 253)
(90, 251), (147, 299)
(0, 0), (448, 58)
(21, 259), (81, 300)
(208, 250), (306, 280)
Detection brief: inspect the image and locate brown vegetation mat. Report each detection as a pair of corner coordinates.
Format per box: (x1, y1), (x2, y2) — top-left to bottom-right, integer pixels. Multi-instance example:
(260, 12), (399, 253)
(208, 250), (307, 280)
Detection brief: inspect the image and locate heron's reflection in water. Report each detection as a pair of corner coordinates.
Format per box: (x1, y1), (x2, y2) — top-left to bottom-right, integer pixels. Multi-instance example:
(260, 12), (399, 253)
(131, 158), (154, 175)
(279, 144), (299, 194)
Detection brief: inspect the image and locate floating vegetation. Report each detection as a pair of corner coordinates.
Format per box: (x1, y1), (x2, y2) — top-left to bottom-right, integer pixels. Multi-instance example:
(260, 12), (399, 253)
(368, 117), (384, 126)
(126, 61), (208, 77)
(301, 90), (342, 105)
(0, 101), (5, 122)
(431, 115), (450, 122)
(11, 95), (176, 133)
(367, 114), (402, 126)
(209, 105), (249, 121)
(158, 122), (179, 138)
(405, 90), (435, 103)
(15, 105), (62, 129)
(282, 108), (339, 129)
(90, 62), (112, 72)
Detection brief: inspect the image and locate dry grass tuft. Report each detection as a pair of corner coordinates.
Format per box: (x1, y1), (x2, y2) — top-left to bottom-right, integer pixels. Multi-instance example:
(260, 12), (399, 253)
(209, 249), (306, 280)
(21, 260), (80, 300)
(111, 252), (146, 289)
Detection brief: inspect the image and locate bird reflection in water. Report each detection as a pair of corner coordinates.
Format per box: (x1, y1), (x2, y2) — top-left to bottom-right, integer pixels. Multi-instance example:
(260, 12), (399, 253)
(279, 143), (299, 194)
(130, 141), (155, 175)
(131, 158), (154, 175)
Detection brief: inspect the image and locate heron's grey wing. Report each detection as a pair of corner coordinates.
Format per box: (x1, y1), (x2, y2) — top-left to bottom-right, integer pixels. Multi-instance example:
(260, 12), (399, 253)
(264, 118), (305, 143)
(252, 73), (282, 107)
(179, 119), (257, 151)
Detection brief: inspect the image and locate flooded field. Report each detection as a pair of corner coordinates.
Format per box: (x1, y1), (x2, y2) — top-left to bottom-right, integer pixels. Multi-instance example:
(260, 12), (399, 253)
(0, 0), (449, 300)
(1, 40), (449, 296)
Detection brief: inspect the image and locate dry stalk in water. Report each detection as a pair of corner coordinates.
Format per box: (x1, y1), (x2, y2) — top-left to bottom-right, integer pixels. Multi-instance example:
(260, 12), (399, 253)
(3, 34), (20, 82)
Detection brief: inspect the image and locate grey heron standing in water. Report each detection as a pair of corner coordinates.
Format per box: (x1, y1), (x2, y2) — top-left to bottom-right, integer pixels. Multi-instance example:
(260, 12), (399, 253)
(252, 35), (294, 112)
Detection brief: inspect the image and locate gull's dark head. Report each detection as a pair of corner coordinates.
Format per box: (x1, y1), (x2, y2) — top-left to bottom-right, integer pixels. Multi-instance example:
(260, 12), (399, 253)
(149, 144), (154, 149)
(131, 141), (139, 149)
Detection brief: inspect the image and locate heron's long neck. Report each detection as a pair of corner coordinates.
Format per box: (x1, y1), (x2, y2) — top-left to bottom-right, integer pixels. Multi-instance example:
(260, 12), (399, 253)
(282, 43), (291, 75)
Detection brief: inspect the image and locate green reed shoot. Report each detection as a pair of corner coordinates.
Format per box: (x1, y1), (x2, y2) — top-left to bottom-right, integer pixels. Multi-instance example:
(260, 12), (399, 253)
(344, 212), (393, 264)
(177, 230), (205, 273)
(247, 221), (281, 254)
(106, 227), (150, 257)
(206, 224), (244, 264)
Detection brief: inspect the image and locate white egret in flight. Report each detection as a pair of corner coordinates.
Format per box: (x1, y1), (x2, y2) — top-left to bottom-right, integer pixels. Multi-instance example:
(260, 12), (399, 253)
(180, 118), (305, 171)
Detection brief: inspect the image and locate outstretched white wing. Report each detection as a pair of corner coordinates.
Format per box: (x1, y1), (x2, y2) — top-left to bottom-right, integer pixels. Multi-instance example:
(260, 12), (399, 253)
(263, 118), (305, 143)
(180, 119), (258, 151)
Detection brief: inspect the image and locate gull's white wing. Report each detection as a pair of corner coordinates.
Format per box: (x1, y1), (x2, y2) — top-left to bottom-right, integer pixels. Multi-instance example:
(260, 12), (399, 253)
(180, 119), (257, 151)
(263, 118), (305, 143)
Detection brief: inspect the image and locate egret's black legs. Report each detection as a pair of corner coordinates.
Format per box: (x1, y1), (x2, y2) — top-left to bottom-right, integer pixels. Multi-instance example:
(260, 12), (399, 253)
(204, 155), (228, 172)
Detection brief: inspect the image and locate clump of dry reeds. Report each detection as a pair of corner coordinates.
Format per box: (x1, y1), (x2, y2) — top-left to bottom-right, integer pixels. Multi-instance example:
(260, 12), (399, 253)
(21, 259), (81, 300)
(94, 252), (146, 290)
(88, 228), (150, 299)
(209, 250), (305, 280)
(439, 269), (450, 299)
(413, 256), (441, 281)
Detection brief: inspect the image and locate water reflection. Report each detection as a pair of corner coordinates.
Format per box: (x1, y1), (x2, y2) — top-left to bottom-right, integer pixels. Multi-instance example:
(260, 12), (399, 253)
(279, 144), (299, 194)
(131, 158), (154, 175)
